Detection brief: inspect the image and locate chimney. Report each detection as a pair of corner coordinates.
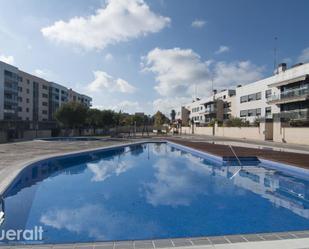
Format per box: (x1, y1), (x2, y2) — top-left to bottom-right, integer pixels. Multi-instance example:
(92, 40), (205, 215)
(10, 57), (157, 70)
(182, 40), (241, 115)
(213, 89), (217, 94)
(277, 63), (287, 74)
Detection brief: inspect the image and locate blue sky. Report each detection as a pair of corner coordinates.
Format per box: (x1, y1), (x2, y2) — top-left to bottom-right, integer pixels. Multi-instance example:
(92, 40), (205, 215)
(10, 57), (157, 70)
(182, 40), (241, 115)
(0, 0), (309, 114)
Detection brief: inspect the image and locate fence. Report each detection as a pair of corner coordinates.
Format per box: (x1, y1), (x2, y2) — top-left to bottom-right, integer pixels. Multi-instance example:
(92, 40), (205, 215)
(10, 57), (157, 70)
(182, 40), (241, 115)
(273, 123), (309, 144)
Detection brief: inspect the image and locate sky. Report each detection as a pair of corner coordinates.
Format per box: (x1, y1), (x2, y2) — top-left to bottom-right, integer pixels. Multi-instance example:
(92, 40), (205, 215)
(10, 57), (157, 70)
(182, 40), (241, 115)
(0, 0), (309, 115)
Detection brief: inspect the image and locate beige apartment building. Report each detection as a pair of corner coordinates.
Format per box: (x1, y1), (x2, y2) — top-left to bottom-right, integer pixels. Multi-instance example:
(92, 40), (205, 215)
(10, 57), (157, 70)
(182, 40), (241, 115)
(0, 60), (92, 123)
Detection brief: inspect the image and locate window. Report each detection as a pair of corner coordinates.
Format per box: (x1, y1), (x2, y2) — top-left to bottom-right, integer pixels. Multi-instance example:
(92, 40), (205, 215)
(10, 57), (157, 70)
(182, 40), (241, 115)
(18, 106), (22, 112)
(265, 107), (271, 117)
(18, 97), (22, 102)
(26, 98), (30, 103)
(42, 110), (48, 115)
(26, 108), (29, 113)
(42, 102), (48, 106)
(240, 110), (247, 117)
(42, 85), (48, 90)
(240, 96), (248, 103)
(27, 79), (30, 84)
(248, 109), (256, 116)
(248, 94), (256, 102)
(18, 86), (22, 92)
(42, 93), (48, 98)
(265, 89), (272, 99)
(256, 92), (261, 100)
(26, 89), (30, 94)
(256, 108), (261, 116)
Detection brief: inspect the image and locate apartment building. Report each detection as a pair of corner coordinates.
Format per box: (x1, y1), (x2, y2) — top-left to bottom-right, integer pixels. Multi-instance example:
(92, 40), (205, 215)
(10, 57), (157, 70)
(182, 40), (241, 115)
(68, 89), (92, 107)
(0, 60), (92, 122)
(180, 89), (236, 125)
(0, 62), (20, 120)
(176, 62), (309, 125)
(266, 63), (309, 122)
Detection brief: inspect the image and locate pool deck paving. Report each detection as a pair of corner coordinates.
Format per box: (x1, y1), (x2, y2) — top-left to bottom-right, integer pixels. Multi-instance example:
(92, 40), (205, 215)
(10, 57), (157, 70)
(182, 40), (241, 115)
(0, 136), (309, 249)
(168, 136), (309, 169)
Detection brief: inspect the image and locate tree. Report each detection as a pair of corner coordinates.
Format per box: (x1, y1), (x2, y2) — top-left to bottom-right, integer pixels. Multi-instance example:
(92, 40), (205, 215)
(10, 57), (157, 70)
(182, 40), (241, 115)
(170, 109), (176, 123)
(101, 110), (117, 127)
(153, 111), (169, 128)
(86, 108), (102, 132)
(55, 102), (88, 130)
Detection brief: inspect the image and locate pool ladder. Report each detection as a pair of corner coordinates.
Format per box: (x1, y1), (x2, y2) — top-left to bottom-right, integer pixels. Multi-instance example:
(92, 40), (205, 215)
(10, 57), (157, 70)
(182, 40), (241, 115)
(229, 145), (243, 179)
(0, 196), (4, 225)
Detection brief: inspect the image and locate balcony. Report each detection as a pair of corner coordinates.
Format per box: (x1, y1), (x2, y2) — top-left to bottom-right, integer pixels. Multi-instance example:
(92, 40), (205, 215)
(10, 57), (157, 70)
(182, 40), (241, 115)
(201, 108), (216, 115)
(273, 109), (309, 120)
(267, 88), (309, 104)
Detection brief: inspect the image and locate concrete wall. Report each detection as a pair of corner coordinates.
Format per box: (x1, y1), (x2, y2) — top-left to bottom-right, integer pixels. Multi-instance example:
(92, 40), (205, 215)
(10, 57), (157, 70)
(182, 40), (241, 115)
(23, 130), (51, 140)
(215, 126), (265, 140)
(181, 124), (265, 140)
(194, 126), (214, 136)
(273, 123), (309, 145)
(0, 131), (7, 143)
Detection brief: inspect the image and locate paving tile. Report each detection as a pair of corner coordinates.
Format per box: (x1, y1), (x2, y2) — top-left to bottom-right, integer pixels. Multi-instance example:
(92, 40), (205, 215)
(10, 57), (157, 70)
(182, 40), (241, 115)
(208, 237), (229, 245)
(276, 232), (297, 240)
(75, 245), (94, 249)
(190, 238), (211, 246)
(171, 239), (192, 247)
(242, 234), (264, 242)
(259, 234), (280, 241)
(134, 241), (154, 249)
(114, 242), (133, 249)
(93, 243), (114, 249)
(225, 235), (247, 243)
(292, 232), (309, 238)
(153, 240), (173, 248)
(53, 246), (75, 249)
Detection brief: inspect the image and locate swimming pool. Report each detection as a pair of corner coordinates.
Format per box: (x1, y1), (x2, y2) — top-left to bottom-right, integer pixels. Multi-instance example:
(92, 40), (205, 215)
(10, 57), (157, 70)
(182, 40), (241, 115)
(1, 142), (309, 244)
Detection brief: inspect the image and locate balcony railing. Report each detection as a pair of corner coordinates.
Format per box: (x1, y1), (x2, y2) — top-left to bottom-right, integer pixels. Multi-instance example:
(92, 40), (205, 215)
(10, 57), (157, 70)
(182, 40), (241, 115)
(267, 87), (309, 103)
(273, 109), (309, 120)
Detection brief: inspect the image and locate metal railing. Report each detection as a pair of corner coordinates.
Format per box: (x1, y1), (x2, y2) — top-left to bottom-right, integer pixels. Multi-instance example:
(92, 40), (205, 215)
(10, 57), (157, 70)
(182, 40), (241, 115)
(273, 109), (309, 120)
(267, 87), (309, 102)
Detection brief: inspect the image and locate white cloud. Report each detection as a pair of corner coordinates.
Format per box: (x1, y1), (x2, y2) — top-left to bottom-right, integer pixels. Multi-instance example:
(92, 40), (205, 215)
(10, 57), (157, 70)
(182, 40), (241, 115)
(41, 0), (170, 50)
(142, 47), (212, 98)
(41, 204), (159, 240)
(212, 61), (264, 89)
(152, 97), (191, 114)
(88, 71), (136, 93)
(92, 100), (142, 113)
(298, 47), (309, 63)
(0, 54), (14, 65)
(142, 47), (264, 114)
(104, 53), (113, 61)
(111, 100), (141, 112)
(191, 19), (206, 28)
(215, 45), (230, 54)
(87, 159), (133, 182)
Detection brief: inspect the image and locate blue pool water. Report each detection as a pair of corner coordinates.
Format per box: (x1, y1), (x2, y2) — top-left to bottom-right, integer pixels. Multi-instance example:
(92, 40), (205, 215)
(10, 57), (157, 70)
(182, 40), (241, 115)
(2, 142), (309, 244)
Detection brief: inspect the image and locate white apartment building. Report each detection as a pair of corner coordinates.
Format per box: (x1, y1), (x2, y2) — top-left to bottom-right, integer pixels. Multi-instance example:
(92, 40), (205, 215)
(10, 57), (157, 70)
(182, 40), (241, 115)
(176, 62), (309, 125)
(180, 89), (236, 125)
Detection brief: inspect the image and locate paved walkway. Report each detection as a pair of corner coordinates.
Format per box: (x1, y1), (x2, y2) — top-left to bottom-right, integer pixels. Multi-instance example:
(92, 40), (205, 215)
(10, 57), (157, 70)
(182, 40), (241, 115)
(0, 138), (132, 194)
(173, 134), (309, 152)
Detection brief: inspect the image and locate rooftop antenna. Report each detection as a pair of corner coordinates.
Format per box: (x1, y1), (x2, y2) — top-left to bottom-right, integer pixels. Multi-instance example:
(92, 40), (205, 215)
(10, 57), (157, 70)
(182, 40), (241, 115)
(194, 84), (197, 100)
(273, 37), (278, 74)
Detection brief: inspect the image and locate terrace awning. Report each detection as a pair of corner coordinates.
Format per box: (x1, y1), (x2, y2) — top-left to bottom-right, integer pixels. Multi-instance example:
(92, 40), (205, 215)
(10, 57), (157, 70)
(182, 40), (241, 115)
(268, 74), (308, 88)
